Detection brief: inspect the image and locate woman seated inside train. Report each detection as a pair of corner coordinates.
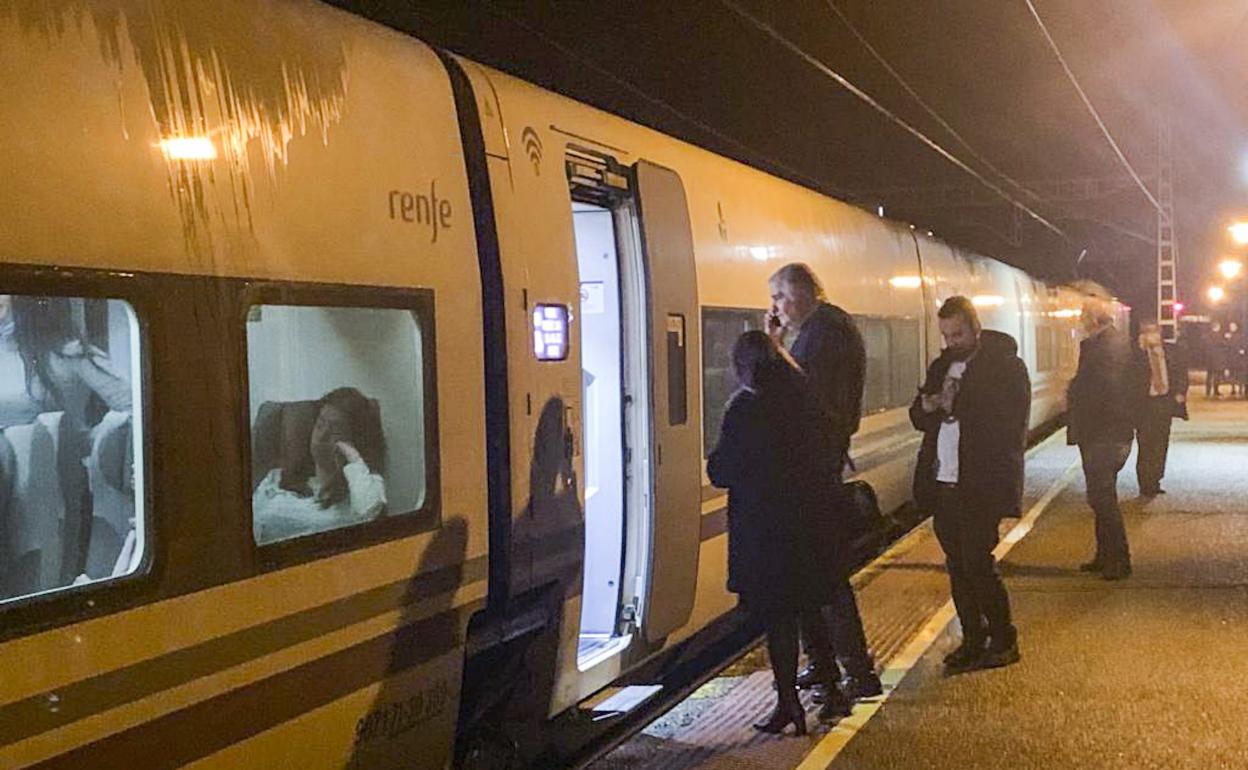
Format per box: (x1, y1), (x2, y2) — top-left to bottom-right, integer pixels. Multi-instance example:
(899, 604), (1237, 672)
(0, 294), (132, 429)
(707, 331), (848, 736)
(252, 386), (388, 544)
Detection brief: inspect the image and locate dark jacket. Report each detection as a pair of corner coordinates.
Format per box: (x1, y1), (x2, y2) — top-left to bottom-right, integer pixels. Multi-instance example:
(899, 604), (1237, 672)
(1133, 341), (1189, 421)
(910, 330), (1031, 520)
(1067, 326), (1136, 445)
(789, 302), (866, 446)
(707, 367), (845, 613)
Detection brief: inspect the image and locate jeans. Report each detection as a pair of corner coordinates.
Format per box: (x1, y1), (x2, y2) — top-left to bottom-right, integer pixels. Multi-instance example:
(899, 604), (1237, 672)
(1080, 441), (1132, 568)
(932, 484), (1015, 645)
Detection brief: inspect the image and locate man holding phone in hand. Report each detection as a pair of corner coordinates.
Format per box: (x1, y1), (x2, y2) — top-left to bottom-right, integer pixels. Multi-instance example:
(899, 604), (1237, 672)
(911, 296), (1030, 673)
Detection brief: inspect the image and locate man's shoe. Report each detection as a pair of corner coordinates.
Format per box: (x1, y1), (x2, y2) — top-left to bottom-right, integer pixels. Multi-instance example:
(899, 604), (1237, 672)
(943, 636), (983, 668)
(1079, 559), (1103, 573)
(975, 640), (1020, 670)
(1102, 563), (1132, 581)
(815, 688), (853, 722)
(795, 664), (822, 690)
(841, 673), (884, 700)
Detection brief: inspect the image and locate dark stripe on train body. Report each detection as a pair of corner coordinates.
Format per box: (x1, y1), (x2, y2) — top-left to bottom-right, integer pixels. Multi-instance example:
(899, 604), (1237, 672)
(433, 51), (515, 612)
(31, 604), (472, 770)
(1, 557), (488, 747)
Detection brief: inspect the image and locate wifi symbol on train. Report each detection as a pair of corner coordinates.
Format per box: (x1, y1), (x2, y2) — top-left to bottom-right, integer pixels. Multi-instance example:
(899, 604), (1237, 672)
(521, 126), (543, 175)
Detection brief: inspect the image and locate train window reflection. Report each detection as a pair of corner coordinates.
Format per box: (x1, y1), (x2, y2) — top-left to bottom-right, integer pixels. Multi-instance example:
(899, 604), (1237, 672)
(246, 304), (430, 546)
(701, 307), (765, 456)
(0, 294), (146, 606)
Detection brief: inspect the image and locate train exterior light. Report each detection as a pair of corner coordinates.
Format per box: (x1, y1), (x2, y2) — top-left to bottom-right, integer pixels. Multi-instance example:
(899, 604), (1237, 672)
(158, 136), (217, 160)
(889, 275), (922, 289)
(533, 304), (570, 360)
(971, 294), (1006, 307)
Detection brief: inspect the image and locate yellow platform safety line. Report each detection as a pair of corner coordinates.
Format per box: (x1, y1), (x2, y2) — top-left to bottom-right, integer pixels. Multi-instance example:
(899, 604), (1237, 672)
(796, 439), (1080, 770)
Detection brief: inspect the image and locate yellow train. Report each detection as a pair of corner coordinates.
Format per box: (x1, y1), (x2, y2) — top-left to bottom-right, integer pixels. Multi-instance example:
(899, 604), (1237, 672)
(0, 2), (1091, 767)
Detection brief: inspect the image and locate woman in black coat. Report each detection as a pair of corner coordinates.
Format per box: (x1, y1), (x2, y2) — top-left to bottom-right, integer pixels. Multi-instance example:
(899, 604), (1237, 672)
(707, 331), (842, 736)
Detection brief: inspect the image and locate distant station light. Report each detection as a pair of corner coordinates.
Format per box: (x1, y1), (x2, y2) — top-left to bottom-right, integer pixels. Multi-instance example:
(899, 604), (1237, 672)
(1218, 259), (1243, 280)
(1207, 285), (1227, 304)
(1229, 222), (1248, 245)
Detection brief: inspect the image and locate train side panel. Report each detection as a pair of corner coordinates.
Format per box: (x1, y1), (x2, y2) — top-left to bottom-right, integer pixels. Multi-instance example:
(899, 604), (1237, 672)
(0, 3), (486, 768)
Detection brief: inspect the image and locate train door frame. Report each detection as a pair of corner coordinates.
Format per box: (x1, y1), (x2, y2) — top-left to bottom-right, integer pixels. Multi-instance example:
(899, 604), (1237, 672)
(566, 147), (651, 671)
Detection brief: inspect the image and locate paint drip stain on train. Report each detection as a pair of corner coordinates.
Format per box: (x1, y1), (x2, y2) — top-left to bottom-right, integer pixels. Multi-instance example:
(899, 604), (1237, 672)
(4, 1), (350, 258)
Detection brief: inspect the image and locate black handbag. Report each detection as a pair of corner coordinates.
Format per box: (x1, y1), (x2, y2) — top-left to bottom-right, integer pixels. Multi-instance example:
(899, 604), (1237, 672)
(842, 479), (886, 566)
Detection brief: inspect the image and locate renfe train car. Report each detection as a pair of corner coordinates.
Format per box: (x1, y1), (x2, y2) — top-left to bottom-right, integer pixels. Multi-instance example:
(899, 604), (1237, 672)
(0, 3), (1095, 768)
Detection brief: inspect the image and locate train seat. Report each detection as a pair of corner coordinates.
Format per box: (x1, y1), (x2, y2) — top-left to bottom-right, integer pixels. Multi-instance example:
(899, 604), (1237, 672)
(84, 411), (135, 580)
(1, 420), (65, 597)
(251, 399), (321, 492)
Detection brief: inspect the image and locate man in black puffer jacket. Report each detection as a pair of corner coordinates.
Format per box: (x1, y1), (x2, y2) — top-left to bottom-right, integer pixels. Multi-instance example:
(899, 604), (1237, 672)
(911, 296), (1030, 674)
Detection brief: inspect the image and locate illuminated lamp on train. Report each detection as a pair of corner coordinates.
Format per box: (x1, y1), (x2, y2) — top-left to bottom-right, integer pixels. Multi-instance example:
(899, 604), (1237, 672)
(158, 136), (217, 160)
(971, 294), (1005, 307)
(889, 275), (923, 289)
(533, 304), (570, 361)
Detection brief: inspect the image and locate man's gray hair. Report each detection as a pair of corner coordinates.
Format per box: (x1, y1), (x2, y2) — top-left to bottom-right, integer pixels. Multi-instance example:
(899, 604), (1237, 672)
(769, 263), (826, 301)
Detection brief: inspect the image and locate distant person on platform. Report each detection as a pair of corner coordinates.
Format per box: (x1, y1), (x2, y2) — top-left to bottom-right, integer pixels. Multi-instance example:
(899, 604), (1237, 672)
(1134, 322), (1188, 497)
(767, 263), (881, 710)
(1067, 295), (1136, 581)
(911, 296), (1029, 674)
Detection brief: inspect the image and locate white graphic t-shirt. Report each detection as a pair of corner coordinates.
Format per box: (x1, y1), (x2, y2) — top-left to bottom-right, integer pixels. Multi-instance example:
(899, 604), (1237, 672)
(935, 360), (967, 484)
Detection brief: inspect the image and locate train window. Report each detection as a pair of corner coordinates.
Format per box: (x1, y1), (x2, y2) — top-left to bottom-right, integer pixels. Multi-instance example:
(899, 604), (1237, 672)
(701, 307), (765, 455)
(857, 315), (921, 414)
(246, 302), (435, 547)
(0, 294), (146, 606)
(667, 314), (688, 426)
(859, 317), (891, 414)
(888, 318), (922, 407)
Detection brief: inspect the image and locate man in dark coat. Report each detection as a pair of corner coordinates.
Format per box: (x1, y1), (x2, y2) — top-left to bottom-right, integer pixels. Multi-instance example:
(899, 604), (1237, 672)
(1067, 296), (1136, 580)
(1134, 323), (1189, 497)
(768, 263), (880, 710)
(911, 296), (1030, 673)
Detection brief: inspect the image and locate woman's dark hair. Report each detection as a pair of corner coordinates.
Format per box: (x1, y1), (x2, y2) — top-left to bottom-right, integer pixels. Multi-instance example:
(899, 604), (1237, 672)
(731, 330), (798, 392)
(9, 295), (109, 423)
(280, 387), (386, 508)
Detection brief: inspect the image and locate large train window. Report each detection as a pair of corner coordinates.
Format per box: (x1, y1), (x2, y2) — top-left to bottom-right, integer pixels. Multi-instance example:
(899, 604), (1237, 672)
(701, 306), (765, 455)
(245, 296), (438, 550)
(0, 294), (146, 606)
(857, 315), (922, 414)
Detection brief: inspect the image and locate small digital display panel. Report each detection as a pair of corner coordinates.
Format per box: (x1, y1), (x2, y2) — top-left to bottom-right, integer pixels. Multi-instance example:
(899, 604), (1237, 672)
(533, 304), (570, 361)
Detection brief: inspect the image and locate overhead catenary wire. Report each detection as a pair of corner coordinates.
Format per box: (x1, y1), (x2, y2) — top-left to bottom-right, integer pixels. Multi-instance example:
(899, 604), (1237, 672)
(1023, 0), (1162, 213)
(718, 0), (1068, 239)
(484, 2), (850, 199)
(824, 0), (1045, 206)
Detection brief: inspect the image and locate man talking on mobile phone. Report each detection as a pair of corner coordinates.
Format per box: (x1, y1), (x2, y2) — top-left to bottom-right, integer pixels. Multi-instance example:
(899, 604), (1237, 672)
(767, 263), (880, 714)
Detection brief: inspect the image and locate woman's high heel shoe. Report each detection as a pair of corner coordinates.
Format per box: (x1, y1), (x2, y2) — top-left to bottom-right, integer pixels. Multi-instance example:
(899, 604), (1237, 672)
(753, 699), (807, 736)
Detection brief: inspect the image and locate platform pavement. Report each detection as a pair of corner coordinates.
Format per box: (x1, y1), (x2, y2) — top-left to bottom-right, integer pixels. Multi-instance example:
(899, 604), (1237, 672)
(824, 394), (1248, 769)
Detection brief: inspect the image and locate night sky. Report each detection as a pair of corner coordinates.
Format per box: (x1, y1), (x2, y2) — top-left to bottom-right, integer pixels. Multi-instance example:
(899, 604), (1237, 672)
(336, 0), (1248, 314)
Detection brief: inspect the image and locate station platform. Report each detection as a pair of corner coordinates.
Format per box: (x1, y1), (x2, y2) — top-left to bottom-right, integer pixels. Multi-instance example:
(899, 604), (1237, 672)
(592, 393), (1248, 770)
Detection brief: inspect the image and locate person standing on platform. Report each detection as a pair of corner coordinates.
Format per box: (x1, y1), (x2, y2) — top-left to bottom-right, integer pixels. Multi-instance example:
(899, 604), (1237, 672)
(766, 263), (882, 710)
(911, 296), (1029, 674)
(1068, 295), (1137, 581)
(707, 331), (851, 734)
(1134, 323), (1188, 497)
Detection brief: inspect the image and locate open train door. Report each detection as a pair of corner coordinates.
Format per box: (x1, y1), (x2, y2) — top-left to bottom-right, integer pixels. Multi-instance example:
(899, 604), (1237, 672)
(633, 160), (702, 642)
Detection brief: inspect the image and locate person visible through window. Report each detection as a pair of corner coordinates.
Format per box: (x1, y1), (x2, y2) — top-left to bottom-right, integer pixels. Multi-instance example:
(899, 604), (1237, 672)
(253, 387), (387, 544)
